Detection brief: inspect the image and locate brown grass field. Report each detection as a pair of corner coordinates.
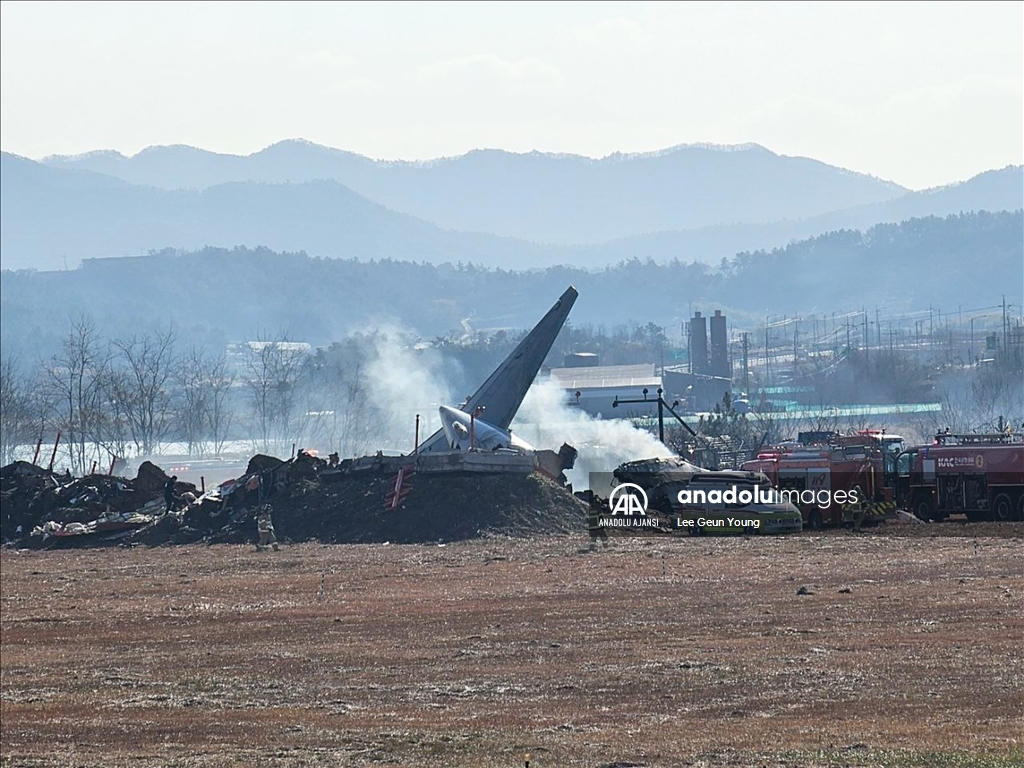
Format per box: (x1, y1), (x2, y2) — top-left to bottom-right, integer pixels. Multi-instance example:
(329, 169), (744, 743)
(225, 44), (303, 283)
(2, 525), (1023, 767)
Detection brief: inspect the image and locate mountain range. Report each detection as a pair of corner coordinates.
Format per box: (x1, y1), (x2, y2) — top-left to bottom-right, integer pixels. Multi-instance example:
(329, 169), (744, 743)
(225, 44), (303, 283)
(1, 140), (1021, 273)
(41, 140), (910, 244)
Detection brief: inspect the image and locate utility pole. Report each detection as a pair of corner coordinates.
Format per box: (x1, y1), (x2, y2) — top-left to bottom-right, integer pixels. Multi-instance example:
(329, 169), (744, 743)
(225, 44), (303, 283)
(1003, 295), (1008, 357)
(686, 320), (691, 374)
(793, 324), (799, 378)
(742, 332), (749, 394)
(613, 388), (714, 464)
(863, 311), (869, 369)
(765, 319), (770, 387)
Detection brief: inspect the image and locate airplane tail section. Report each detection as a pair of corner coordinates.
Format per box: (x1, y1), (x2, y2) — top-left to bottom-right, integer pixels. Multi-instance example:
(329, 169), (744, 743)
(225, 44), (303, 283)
(419, 286), (578, 453)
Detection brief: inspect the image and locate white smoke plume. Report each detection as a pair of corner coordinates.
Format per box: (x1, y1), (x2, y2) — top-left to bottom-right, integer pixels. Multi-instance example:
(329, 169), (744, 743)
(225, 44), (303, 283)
(344, 333), (675, 486)
(361, 328), (454, 452)
(513, 378), (675, 490)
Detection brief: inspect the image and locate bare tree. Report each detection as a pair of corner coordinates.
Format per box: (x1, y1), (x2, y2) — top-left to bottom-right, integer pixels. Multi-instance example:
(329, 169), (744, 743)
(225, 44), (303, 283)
(206, 352), (235, 456)
(933, 375), (975, 434)
(795, 403), (841, 441)
(933, 367), (1024, 434)
(177, 346), (213, 458)
(244, 334), (309, 455)
(246, 339), (277, 453)
(0, 352), (35, 465)
(41, 316), (110, 474)
(747, 409), (781, 447)
(336, 360), (376, 457)
(298, 352), (333, 450)
(302, 341), (377, 458)
(93, 367), (132, 461)
(111, 328), (178, 455)
(175, 345), (237, 458)
(972, 367), (1024, 432)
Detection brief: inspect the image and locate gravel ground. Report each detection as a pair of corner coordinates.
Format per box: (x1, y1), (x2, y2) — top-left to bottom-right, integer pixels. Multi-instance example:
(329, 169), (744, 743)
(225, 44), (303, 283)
(2, 524), (1022, 767)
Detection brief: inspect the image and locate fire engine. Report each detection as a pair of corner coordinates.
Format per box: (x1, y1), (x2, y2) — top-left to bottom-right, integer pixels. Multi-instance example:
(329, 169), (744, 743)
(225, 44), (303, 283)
(740, 430), (901, 529)
(895, 432), (1024, 522)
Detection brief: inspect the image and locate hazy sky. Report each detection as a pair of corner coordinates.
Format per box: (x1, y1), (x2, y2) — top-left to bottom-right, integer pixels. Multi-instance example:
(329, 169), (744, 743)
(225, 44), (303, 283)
(1, 1), (1021, 189)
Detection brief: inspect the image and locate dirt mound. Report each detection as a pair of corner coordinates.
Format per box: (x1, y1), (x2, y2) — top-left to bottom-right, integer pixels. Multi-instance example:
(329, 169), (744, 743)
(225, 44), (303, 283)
(163, 452), (588, 546)
(264, 471), (587, 544)
(3, 455), (589, 548)
(174, 467), (588, 546)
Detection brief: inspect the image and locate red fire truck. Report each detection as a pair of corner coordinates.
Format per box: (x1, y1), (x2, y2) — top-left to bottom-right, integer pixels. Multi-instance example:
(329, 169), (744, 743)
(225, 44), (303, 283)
(895, 433), (1024, 522)
(741, 431), (900, 529)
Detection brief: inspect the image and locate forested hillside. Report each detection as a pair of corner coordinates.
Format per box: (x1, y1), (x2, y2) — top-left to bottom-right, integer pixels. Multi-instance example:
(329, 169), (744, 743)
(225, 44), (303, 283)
(2, 212), (1019, 359)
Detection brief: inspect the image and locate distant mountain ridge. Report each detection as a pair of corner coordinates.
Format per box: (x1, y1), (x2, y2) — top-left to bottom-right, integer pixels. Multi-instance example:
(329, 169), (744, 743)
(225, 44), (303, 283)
(588, 165), (1024, 264)
(0, 151), (548, 273)
(42, 139), (908, 245)
(3, 146), (1021, 273)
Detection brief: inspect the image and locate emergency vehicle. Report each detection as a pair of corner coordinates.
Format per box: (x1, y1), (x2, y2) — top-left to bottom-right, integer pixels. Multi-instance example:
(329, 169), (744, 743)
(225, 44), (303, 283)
(895, 432), (1024, 522)
(741, 430), (901, 528)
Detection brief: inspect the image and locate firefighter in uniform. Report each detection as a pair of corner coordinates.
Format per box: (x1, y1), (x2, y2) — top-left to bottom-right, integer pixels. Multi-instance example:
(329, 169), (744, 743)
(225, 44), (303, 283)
(588, 503), (609, 550)
(256, 504), (279, 551)
(849, 484), (867, 531)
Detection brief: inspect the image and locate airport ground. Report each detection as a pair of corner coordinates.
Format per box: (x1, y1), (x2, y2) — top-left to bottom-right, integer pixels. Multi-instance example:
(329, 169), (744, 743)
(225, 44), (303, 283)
(2, 524), (1022, 768)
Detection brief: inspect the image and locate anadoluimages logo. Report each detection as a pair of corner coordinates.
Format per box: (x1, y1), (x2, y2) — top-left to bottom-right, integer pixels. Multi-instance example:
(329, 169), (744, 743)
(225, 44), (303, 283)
(607, 483), (649, 516)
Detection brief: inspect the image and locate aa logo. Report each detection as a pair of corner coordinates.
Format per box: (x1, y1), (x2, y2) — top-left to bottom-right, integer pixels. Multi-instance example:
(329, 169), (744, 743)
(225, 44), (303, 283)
(608, 483), (649, 516)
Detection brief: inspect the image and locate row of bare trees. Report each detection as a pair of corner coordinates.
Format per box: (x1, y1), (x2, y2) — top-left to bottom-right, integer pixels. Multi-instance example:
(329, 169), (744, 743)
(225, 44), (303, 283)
(933, 366), (1024, 436)
(0, 318), (405, 473)
(0, 317), (235, 472)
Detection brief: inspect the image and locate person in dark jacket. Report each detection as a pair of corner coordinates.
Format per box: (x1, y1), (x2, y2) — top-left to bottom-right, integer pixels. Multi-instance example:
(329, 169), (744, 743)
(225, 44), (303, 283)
(164, 475), (177, 513)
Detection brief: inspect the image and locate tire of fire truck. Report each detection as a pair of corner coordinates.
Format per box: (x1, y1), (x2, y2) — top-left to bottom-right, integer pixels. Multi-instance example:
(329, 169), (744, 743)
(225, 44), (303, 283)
(912, 495), (935, 523)
(1017, 493), (1024, 522)
(808, 510), (824, 530)
(991, 493), (1013, 523)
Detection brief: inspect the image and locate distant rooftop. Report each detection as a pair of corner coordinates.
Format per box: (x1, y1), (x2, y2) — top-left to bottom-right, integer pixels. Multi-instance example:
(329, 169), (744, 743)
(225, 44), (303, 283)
(246, 341), (311, 354)
(549, 363), (661, 390)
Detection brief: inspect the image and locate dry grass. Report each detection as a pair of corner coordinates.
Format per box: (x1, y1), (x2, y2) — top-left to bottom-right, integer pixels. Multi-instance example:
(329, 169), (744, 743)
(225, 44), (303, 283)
(2, 526), (1023, 767)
